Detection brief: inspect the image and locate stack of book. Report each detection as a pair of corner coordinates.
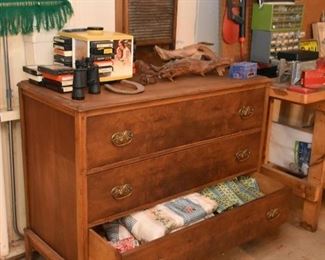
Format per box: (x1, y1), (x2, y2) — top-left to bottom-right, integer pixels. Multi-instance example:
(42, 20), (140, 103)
(91, 40), (114, 79)
(23, 65), (43, 85)
(53, 36), (73, 67)
(38, 65), (74, 93)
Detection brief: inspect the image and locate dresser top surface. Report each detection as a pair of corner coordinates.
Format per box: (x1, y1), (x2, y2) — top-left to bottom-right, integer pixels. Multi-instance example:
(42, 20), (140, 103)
(19, 75), (270, 113)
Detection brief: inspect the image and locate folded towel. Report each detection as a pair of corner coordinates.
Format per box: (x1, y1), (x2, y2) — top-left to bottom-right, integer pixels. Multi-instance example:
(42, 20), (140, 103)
(102, 222), (139, 253)
(201, 182), (243, 213)
(201, 177), (264, 213)
(121, 211), (167, 242)
(121, 193), (218, 242)
(226, 178), (264, 204)
(171, 213), (215, 233)
(163, 193), (218, 225)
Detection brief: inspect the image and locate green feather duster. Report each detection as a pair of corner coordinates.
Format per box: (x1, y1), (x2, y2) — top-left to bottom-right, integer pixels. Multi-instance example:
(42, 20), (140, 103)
(0, 0), (74, 36)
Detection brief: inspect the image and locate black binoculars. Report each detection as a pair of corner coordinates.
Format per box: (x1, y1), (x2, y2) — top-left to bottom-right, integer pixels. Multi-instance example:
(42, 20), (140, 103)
(72, 58), (101, 100)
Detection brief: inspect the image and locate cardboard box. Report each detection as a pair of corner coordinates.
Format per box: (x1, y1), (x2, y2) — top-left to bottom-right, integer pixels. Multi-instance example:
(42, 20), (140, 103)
(229, 62), (257, 79)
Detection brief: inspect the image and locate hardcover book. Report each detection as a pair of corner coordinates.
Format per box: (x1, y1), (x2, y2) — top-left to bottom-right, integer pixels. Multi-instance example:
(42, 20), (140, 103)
(42, 72), (73, 82)
(38, 64), (74, 75)
(43, 78), (73, 87)
(23, 65), (43, 76)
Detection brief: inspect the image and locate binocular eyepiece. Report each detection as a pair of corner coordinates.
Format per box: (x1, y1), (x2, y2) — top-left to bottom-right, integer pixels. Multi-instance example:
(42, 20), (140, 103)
(72, 58), (101, 100)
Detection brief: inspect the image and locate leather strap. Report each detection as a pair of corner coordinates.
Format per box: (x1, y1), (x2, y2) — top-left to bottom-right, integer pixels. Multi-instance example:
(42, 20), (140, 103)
(104, 80), (145, 95)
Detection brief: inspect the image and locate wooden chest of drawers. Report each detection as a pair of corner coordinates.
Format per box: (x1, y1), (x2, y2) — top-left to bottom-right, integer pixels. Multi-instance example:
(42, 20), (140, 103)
(19, 76), (289, 260)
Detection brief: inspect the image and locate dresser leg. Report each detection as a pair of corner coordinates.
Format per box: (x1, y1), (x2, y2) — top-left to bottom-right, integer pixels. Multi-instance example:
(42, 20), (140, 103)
(301, 196), (323, 232)
(24, 231), (33, 260)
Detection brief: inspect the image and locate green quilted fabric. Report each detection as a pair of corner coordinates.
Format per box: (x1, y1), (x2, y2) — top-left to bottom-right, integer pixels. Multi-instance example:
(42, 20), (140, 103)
(201, 176), (264, 213)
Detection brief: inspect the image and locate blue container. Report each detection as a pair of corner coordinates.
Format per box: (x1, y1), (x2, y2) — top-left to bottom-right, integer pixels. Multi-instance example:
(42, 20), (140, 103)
(229, 62), (257, 79)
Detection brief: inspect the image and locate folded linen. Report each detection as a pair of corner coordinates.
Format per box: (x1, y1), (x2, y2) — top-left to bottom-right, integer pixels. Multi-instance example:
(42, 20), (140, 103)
(163, 193), (218, 224)
(171, 213), (215, 233)
(201, 182), (243, 213)
(109, 237), (140, 253)
(201, 177), (264, 213)
(121, 210), (168, 242)
(121, 193), (218, 242)
(226, 178), (264, 204)
(102, 222), (139, 253)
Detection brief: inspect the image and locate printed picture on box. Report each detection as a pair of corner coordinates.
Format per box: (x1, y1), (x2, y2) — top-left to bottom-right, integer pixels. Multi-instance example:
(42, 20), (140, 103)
(114, 39), (132, 65)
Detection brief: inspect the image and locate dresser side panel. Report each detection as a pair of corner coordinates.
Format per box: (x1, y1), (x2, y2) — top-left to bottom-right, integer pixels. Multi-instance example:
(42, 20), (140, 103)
(22, 94), (78, 260)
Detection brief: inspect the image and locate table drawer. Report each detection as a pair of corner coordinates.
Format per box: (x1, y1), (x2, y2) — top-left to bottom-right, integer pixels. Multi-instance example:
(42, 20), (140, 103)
(86, 87), (266, 169)
(87, 131), (261, 224)
(89, 173), (289, 260)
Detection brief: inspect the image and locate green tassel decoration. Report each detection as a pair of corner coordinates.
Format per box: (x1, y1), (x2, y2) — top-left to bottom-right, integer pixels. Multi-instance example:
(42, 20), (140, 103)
(0, 0), (74, 36)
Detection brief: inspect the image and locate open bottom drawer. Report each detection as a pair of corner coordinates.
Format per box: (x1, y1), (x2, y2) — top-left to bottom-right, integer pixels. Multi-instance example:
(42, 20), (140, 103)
(89, 173), (289, 260)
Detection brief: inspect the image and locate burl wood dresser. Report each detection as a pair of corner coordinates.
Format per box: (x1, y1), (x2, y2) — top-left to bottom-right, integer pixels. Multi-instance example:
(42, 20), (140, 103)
(19, 76), (289, 260)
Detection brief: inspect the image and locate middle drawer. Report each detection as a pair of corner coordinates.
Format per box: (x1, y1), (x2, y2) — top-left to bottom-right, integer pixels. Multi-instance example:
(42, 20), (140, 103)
(86, 87), (265, 169)
(87, 131), (261, 224)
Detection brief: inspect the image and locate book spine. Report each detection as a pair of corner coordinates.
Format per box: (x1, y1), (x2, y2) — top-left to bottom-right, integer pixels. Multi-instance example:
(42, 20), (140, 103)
(54, 49), (72, 57)
(38, 66), (74, 75)
(53, 43), (72, 51)
(28, 79), (43, 86)
(42, 72), (73, 82)
(23, 67), (42, 76)
(90, 54), (114, 61)
(90, 47), (113, 55)
(42, 80), (73, 93)
(43, 78), (72, 87)
(54, 36), (72, 44)
(90, 41), (113, 48)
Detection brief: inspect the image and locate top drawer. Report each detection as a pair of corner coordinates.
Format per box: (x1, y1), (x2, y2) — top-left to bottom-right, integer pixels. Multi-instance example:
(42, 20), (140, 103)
(86, 87), (266, 169)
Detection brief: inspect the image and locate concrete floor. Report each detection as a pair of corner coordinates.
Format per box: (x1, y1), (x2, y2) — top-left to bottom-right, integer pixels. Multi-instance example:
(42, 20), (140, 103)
(219, 196), (325, 260)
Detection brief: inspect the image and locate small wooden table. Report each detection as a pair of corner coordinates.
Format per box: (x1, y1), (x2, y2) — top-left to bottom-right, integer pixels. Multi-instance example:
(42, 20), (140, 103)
(263, 86), (325, 231)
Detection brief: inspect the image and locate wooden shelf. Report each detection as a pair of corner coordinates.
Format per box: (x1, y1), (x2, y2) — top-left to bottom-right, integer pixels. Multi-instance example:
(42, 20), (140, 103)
(261, 163), (317, 202)
(270, 87), (325, 105)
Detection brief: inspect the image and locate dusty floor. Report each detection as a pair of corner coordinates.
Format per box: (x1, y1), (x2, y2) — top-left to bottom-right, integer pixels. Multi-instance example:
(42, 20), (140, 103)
(219, 196), (325, 260)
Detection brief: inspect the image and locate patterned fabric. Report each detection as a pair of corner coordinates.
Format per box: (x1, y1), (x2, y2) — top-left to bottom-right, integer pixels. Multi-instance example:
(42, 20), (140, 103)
(201, 183), (242, 213)
(232, 177), (264, 203)
(121, 211), (169, 242)
(149, 204), (184, 233)
(102, 222), (139, 253)
(120, 193), (218, 242)
(109, 237), (139, 254)
(164, 193), (217, 224)
(201, 176), (264, 213)
(238, 176), (261, 190)
(171, 213), (215, 233)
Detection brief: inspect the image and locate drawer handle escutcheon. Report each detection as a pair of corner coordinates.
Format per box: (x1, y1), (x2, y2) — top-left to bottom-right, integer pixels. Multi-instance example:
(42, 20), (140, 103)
(239, 105), (255, 119)
(111, 130), (133, 147)
(111, 184), (133, 200)
(266, 208), (280, 221)
(235, 149), (251, 162)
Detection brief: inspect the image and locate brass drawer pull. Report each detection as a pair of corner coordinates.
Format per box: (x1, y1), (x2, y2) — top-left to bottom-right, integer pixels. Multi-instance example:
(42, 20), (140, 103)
(111, 130), (133, 147)
(239, 105), (255, 119)
(111, 184), (133, 200)
(235, 149), (251, 162)
(266, 208), (280, 221)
